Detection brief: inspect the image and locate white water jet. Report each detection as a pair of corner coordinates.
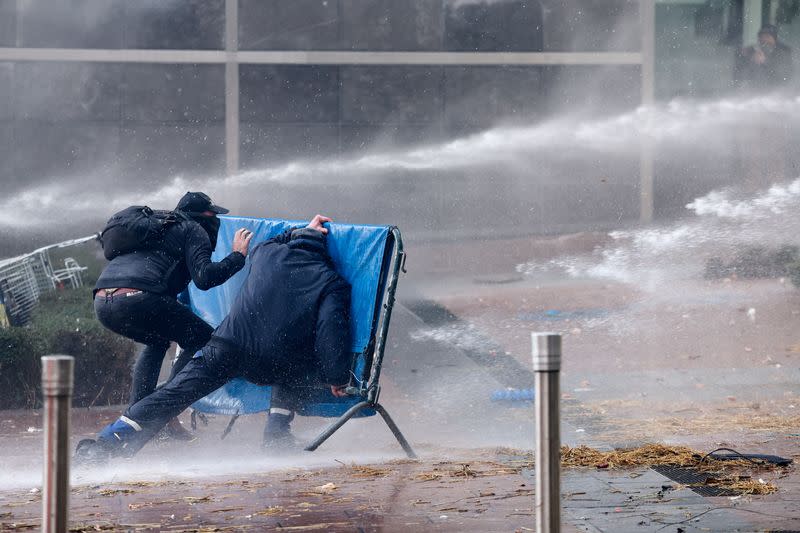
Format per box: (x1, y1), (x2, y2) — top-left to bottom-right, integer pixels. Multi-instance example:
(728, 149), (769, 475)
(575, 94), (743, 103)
(1, 94), (798, 231)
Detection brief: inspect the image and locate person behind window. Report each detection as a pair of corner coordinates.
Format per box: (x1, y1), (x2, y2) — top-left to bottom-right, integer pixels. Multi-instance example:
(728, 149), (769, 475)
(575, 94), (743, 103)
(734, 24), (793, 91)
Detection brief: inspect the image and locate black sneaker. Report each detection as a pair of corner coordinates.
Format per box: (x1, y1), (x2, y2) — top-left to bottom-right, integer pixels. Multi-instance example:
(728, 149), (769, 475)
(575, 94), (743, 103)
(164, 417), (196, 441)
(262, 431), (301, 454)
(74, 439), (111, 466)
(154, 418), (197, 443)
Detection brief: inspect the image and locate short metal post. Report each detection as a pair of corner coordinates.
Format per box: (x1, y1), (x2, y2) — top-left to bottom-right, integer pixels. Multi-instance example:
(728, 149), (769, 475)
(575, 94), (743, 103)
(41, 355), (74, 533)
(532, 333), (561, 533)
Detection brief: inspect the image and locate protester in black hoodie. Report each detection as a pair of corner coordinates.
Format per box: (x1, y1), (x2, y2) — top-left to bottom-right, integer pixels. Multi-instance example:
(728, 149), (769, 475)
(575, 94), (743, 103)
(78, 216), (350, 461)
(734, 24), (793, 91)
(94, 192), (253, 438)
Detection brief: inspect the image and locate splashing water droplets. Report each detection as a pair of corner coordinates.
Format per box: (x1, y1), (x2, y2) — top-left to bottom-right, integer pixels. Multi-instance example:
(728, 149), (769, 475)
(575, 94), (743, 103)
(519, 177), (800, 292)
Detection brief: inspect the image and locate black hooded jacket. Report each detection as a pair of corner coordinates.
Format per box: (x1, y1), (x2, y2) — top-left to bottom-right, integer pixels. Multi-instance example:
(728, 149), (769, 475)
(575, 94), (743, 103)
(95, 216), (245, 297)
(210, 228), (352, 387)
(734, 41), (793, 90)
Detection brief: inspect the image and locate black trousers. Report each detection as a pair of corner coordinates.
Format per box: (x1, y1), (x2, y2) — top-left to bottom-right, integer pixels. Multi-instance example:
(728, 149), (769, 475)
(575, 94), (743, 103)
(270, 374), (320, 413)
(111, 344), (334, 454)
(94, 291), (213, 405)
(116, 344), (240, 453)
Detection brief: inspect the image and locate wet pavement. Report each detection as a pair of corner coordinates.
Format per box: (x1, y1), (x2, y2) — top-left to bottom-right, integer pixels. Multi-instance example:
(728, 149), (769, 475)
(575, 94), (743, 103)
(1, 233), (799, 531)
(0, 452), (545, 532)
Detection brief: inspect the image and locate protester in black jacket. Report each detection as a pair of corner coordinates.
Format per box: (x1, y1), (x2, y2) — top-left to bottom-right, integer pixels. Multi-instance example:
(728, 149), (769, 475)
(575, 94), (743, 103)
(94, 192), (253, 438)
(77, 216), (350, 461)
(734, 24), (793, 91)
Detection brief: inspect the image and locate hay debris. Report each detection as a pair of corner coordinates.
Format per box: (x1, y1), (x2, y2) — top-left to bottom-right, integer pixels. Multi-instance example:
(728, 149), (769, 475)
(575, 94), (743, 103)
(700, 475), (778, 495)
(96, 488), (135, 496)
(414, 471), (444, 482)
(347, 465), (395, 479)
(561, 443), (701, 468)
(252, 506), (284, 516)
(560, 444), (761, 470)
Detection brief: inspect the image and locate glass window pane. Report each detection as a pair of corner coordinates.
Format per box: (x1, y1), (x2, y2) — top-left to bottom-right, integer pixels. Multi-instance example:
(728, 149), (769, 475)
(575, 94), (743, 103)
(543, 0), (640, 52)
(444, 66), (545, 129)
(13, 122), (121, 183)
(0, 0), (16, 47)
(18, 0), (124, 49)
(0, 63), (12, 120)
(239, 0), (340, 51)
(240, 65), (339, 123)
(122, 64), (225, 123)
(340, 0), (443, 51)
(15, 62), (122, 121)
(340, 66), (443, 125)
(119, 125), (226, 178)
(124, 1), (225, 50)
(445, 0), (543, 52)
(240, 123), (340, 166)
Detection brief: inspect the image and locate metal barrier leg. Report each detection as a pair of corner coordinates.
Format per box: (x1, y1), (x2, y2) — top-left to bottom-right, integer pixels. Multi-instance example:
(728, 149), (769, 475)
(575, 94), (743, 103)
(304, 401), (371, 452)
(373, 403), (417, 459)
(42, 355), (74, 533)
(220, 412), (240, 440)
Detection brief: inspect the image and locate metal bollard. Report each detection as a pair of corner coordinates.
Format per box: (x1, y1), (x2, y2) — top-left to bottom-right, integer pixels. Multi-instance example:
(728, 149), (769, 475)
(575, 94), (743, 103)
(532, 333), (561, 533)
(41, 355), (74, 533)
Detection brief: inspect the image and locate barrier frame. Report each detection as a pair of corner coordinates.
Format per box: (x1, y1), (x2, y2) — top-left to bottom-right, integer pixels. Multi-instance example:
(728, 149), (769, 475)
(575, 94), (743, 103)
(303, 227), (415, 457)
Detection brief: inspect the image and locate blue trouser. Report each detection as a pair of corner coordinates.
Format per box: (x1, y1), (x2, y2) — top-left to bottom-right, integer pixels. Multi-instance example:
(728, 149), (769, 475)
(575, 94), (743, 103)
(98, 343), (239, 455)
(94, 291), (213, 405)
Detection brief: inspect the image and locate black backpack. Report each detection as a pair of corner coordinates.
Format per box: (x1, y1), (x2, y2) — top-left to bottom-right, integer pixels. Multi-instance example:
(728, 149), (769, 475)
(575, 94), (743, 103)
(99, 206), (180, 260)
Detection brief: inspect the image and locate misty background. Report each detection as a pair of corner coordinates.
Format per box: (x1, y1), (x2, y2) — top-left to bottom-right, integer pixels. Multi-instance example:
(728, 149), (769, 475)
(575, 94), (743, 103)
(2, 0), (800, 505)
(1, 0), (798, 258)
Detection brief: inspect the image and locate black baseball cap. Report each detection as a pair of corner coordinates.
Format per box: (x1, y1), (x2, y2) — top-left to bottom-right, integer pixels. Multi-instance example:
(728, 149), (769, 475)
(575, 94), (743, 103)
(175, 191), (230, 215)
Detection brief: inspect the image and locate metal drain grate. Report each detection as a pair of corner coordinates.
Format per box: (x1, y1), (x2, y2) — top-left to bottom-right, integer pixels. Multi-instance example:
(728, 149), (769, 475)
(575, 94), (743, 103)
(651, 465), (740, 497)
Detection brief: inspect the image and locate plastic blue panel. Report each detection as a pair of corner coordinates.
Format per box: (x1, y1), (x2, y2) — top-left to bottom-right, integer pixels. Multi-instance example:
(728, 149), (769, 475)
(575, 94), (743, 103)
(188, 216), (389, 417)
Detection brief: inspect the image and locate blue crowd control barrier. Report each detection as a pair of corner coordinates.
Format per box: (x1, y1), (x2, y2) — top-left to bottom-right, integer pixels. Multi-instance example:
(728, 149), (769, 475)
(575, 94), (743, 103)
(185, 216), (414, 457)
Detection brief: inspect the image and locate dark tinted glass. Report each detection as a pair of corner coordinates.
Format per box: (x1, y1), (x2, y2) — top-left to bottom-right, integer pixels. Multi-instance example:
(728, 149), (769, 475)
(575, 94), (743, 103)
(340, 66), (443, 125)
(444, 66), (545, 129)
(445, 0), (543, 52)
(543, 0), (640, 52)
(240, 123), (340, 166)
(239, 0), (340, 50)
(119, 125), (226, 178)
(122, 64), (225, 123)
(15, 62), (122, 121)
(240, 65), (339, 123)
(18, 0), (124, 49)
(13, 122), (121, 182)
(340, 0), (443, 51)
(546, 65), (641, 114)
(124, 1), (225, 50)
(0, 0), (16, 47)
(0, 63), (12, 120)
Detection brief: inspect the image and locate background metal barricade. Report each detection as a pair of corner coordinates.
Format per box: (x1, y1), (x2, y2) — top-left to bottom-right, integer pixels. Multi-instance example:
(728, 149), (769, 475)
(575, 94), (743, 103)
(0, 236), (94, 327)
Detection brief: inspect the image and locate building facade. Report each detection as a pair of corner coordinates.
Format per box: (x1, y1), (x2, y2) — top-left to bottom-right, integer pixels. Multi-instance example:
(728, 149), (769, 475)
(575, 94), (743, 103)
(0, 0), (796, 245)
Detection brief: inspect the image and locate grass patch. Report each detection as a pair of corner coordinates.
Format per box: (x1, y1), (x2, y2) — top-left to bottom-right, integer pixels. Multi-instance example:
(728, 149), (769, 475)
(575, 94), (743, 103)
(0, 286), (134, 409)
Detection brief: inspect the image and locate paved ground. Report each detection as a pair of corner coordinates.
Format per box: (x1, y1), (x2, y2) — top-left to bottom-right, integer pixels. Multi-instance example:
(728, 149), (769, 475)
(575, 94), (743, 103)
(1, 233), (799, 531)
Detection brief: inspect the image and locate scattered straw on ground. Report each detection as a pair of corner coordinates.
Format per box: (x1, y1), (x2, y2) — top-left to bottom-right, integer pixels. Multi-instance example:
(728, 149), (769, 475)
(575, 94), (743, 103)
(561, 443), (705, 469)
(346, 465), (395, 479)
(498, 443), (788, 494)
(560, 444), (785, 495)
(705, 475), (778, 495)
(560, 443), (785, 471)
